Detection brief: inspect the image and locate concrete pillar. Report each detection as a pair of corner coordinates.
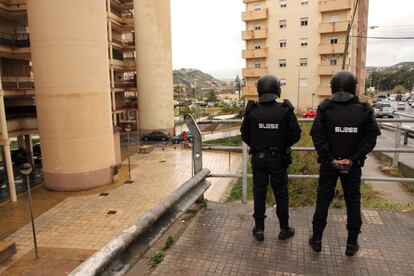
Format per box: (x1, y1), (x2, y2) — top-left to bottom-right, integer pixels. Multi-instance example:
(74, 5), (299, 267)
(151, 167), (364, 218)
(27, 0), (116, 191)
(133, 0), (174, 136)
(17, 136), (24, 149)
(24, 134), (34, 166)
(0, 93), (17, 202)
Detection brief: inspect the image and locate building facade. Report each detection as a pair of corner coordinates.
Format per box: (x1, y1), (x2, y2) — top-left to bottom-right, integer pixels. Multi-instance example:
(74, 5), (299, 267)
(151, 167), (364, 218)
(0, 0), (174, 198)
(242, 0), (369, 110)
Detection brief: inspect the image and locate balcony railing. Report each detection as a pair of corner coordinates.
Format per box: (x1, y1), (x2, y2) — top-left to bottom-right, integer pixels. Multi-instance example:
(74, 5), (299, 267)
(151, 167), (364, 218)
(0, 32), (30, 48)
(1, 76), (34, 90)
(242, 9), (268, 21)
(318, 43), (345, 55)
(317, 65), (342, 75)
(319, 0), (351, 12)
(319, 21), (349, 33)
(242, 47), (268, 59)
(242, 29), (268, 40)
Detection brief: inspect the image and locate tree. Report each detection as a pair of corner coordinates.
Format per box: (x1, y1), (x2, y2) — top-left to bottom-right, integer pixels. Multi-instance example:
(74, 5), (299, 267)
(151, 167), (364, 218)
(392, 85), (406, 94)
(207, 90), (218, 102)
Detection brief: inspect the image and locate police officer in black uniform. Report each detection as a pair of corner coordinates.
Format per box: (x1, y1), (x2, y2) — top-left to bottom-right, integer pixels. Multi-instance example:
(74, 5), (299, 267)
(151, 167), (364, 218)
(309, 71), (381, 256)
(241, 75), (301, 241)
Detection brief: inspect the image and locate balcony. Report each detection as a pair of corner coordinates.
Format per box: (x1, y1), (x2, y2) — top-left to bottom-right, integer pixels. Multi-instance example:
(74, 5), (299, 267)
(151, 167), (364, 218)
(0, 0), (27, 12)
(242, 29), (267, 40)
(242, 67), (267, 78)
(243, 0), (264, 3)
(1, 76), (34, 92)
(242, 48), (268, 59)
(242, 86), (257, 96)
(318, 43), (345, 54)
(242, 9), (268, 22)
(319, 21), (349, 33)
(317, 65), (342, 75)
(319, 0), (351, 12)
(317, 85), (332, 96)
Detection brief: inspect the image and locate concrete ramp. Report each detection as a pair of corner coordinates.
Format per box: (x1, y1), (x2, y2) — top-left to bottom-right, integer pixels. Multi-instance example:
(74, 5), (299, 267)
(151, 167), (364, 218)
(151, 203), (414, 275)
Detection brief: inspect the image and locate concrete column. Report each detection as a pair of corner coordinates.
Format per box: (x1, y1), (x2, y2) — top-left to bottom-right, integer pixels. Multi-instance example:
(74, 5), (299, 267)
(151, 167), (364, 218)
(27, 0), (116, 191)
(24, 134), (34, 165)
(17, 136), (25, 149)
(133, 0), (174, 136)
(0, 93), (17, 202)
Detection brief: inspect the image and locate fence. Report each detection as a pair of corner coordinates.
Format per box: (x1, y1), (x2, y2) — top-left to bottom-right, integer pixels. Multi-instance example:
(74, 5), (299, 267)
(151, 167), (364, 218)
(194, 116), (414, 203)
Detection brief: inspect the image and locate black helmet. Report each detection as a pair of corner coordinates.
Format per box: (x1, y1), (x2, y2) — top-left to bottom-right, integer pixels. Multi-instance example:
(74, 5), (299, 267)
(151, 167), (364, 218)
(257, 75), (281, 103)
(330, 70), (358, 95)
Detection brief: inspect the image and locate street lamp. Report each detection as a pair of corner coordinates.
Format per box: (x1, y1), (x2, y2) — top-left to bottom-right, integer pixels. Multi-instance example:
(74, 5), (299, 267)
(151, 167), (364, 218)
(296, 65), (301, 112)
(235, 75), (241, 101)
(124, 125), (133, 184)
(20, 163), (38, 259)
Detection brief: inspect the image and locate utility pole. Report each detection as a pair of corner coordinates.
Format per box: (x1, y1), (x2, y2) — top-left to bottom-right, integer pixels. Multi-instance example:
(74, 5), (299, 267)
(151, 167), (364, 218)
(342, 0), (360, 70)
(296, 65), (301, 112)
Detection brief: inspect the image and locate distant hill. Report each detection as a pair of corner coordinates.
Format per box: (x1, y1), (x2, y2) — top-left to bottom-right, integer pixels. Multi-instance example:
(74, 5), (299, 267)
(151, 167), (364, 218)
(367, 62), (414, 74)
(173, 68), (226, 91)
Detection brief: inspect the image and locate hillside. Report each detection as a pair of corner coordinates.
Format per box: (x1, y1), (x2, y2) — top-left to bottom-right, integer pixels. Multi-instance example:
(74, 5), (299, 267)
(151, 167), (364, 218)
(173, 68), (226, 91)
(367, 62), (414, 74)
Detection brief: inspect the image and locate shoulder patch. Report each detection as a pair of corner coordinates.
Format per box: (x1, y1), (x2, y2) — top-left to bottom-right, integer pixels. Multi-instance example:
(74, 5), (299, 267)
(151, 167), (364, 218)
(245, 100), (257, 113)
(318, 98), (332, 111)
(282, 99), (294, 111)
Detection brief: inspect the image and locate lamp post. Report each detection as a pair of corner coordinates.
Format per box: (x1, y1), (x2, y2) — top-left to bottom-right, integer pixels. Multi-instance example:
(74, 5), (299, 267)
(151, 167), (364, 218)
(124, 125), (133, 184)
(311, 93), (315, 109)
(20, 163), (38, 259)
(235, 75), (241, 101)
(296, 65), (301, 112)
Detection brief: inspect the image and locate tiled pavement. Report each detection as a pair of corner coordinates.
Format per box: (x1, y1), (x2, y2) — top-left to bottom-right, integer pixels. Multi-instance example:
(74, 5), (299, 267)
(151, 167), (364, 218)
(152, 202), (414, 275)
(0, 148), (241, 274)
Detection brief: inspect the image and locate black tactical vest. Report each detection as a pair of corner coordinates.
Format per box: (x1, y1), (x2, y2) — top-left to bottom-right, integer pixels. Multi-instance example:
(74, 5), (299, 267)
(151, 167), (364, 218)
(248, 101), (290, 152)
(322, 99), (371, 159)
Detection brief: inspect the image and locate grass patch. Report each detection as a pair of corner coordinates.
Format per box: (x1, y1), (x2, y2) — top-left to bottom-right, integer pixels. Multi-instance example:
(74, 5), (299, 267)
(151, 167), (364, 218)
(149, 251), (165, 269)
(227, 123), (405, 210)
(204, 135), (242, 146)
(163, 236), (174, 250)
(181, 214), (194, 222)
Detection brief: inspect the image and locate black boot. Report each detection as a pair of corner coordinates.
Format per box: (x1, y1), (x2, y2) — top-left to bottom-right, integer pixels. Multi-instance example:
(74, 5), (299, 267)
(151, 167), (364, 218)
(345, 233), (360, 256)
(252, 220), (264, 241)
(309, 234), (322, 253)
(278, 226), (295, 240)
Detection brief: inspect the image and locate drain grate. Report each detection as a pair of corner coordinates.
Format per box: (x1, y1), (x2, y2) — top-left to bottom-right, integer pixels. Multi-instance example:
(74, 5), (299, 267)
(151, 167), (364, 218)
(99, 192), (110, 197)
(160, 160), (167, 163)
(107, 210), (117, 215)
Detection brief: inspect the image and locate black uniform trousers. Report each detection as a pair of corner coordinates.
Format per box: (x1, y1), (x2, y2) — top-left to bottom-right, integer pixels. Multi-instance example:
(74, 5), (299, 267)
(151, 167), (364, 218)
(251, 152), (289, 228)
(312, 162), (362, 238)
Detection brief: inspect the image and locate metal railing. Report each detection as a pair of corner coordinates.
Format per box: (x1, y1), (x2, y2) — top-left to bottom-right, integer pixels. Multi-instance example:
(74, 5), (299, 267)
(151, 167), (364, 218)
(0, 31), (30, 48)
(1, 76), (34, 90)
(191, 116), (414, 203)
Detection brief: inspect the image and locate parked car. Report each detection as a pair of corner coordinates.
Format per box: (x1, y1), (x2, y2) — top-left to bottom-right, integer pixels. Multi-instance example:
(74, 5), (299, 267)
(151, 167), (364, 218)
(302, 108), (317, 118)
(171, 131), (193, 144)
(374, 102), (394, 118)
(142, 130), (170, 141)
(397, 102), (406, 111)
(10, 144), (42, 165)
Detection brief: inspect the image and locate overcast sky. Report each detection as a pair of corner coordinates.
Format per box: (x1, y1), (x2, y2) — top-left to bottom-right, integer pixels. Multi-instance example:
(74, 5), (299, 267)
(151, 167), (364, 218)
(171, 0), (414, 79)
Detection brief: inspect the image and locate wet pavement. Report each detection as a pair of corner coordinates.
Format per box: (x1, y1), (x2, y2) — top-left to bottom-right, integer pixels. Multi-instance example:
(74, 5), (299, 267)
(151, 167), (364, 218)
(152, 202), (414, 275)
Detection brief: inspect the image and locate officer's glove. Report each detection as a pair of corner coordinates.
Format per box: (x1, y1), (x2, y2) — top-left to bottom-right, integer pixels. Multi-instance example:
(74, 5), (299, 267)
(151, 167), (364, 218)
(332, 159), (353, 174)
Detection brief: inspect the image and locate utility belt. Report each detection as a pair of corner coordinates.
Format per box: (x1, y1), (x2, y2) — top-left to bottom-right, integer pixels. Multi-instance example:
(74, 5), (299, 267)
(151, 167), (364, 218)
(253, 147), (289, 158)
(318, 156), (366, 167)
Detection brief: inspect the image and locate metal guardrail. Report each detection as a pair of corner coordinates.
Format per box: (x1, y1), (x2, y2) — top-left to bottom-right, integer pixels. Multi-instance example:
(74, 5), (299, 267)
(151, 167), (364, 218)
(70, 168), (211, 276)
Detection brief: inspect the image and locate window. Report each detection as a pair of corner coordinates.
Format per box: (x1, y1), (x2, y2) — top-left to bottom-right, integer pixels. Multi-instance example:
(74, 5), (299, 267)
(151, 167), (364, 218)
(330, 58), (338, 66)
(253, 4), (261, 10)
(330, 15), (340, 22)
(279, 20), (287, 29)
(300, 17), (308, 26)
(301, 0), (308, 5)
(255, 45), (262, 49)
(279, 59), (287, 67)
(300, 38), (308, 47)
(300, 58), (308, 67)
(279, 40), (287, 48)
(254, 24), (262, 30)
(330, 37), (338, 44)
(280, 79), (287, 86)
(280, 0), (287, 8)
(255, 63), (261, 68)
(300, 78), (308, 87)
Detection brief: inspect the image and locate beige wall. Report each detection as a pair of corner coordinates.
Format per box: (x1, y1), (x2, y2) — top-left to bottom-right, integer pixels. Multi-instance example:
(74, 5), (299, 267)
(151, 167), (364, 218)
(134, 0), (174, 136)
(27, 0), (116, 191)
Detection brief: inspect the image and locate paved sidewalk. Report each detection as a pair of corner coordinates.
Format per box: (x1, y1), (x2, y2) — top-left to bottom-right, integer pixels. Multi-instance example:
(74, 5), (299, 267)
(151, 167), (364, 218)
(152, 202), (414, 275)
(0, 148), (241, 274)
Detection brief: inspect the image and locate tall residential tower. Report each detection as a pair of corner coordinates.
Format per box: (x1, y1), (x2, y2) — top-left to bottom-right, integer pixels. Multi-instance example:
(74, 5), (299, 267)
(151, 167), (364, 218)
(242, 0), (369, 110)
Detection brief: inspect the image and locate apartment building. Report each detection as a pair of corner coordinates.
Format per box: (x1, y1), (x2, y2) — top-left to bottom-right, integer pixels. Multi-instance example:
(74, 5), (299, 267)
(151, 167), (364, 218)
(0, 0), (174, 199)
(242, 0), (369, 110)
